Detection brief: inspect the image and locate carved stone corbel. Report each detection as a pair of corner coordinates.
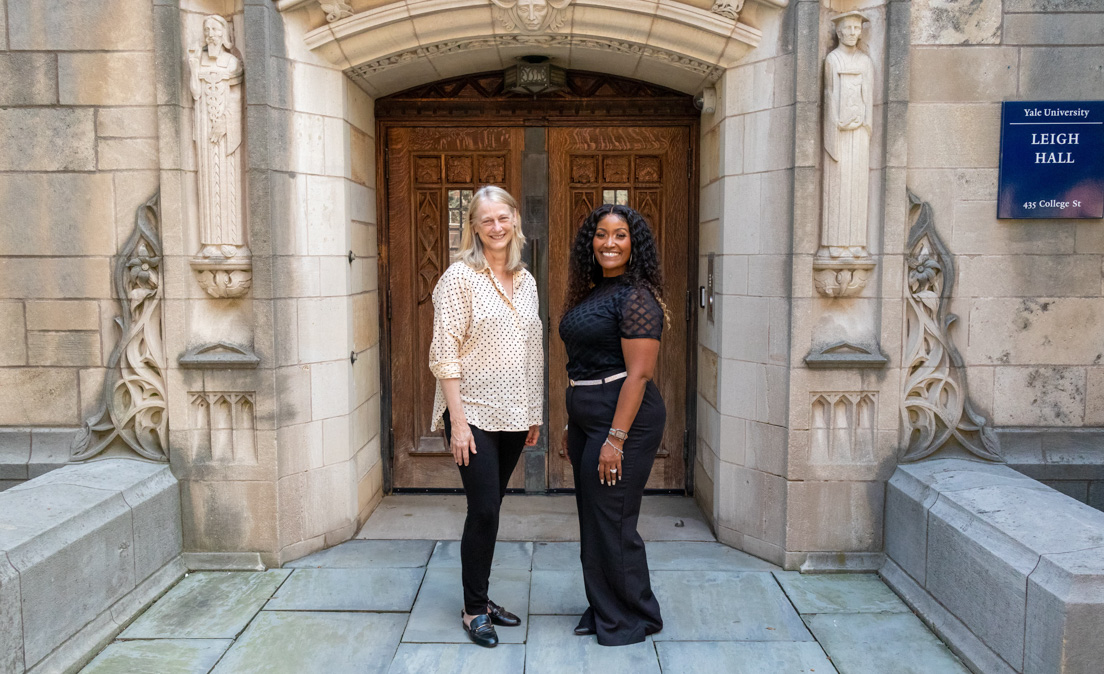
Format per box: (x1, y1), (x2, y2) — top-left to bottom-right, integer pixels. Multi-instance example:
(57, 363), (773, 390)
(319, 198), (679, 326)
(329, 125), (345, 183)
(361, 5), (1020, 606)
(900, 191), (1001, 463)
(72, 193), (168, 462)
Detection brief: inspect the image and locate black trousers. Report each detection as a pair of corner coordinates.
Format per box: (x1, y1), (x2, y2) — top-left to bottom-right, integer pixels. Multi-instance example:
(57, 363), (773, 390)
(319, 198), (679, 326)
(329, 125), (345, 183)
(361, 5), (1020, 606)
(566, 378), (665, 646)
(443, 409), (527, 615)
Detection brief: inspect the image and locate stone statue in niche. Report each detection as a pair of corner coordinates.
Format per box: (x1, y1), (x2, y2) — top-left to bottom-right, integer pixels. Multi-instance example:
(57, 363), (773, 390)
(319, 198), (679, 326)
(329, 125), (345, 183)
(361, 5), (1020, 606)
(814, 11), (875, 298)
(188, 14), (252, 299)
(490, 0), (573, 33)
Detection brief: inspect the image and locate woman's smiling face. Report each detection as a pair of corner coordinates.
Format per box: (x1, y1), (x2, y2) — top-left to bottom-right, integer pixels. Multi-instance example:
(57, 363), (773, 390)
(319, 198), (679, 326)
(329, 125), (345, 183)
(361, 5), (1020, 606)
(593, 213), (631, 277)
(473, 199), (516, 255)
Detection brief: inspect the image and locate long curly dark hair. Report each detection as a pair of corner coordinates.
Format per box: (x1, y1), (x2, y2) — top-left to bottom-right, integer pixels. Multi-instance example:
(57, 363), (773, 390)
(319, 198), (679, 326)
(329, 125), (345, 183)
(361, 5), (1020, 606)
(563, 204), (669, 324)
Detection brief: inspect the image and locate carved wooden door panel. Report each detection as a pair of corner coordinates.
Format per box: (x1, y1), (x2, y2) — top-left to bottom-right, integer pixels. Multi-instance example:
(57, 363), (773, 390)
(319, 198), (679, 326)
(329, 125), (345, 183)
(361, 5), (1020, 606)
(547, 127), (691, 490)
(387, 126), (525, 489)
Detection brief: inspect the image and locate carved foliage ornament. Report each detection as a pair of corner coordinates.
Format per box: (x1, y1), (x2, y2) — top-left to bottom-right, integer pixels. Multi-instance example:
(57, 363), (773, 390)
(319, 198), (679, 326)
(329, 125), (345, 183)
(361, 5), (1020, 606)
(711, 0), (746, 20)
(491, 0), (573, 33)
(901, 191), (1001, 463)
(319, 1), (353, 22)
(72, 193), (168, 462)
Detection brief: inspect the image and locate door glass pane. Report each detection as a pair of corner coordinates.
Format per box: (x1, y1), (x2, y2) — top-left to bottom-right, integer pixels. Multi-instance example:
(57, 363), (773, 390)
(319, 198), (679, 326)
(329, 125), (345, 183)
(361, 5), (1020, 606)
(602, 189), (629, 206)
(448, 189), (473, 256)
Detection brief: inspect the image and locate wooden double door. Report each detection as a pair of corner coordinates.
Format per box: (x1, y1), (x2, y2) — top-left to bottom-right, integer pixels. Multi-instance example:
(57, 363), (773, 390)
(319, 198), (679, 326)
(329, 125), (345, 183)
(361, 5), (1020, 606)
(385, 124), (692, 492)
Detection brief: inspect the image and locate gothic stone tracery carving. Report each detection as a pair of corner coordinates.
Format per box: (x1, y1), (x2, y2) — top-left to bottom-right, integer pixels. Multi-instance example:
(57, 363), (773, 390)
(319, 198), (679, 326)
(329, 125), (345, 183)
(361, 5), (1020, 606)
(901, 191), (1001, 463)
(72, 193), (168, 462)
(188, 15), (252, 299)
(814, 11), (875, 298)
(491, 0), (573, 33)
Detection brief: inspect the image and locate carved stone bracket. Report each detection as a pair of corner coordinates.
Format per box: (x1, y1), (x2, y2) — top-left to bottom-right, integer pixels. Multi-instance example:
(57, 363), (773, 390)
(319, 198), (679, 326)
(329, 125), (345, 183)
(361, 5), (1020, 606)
(900, 191), (1001, 463)
(813, 257), (876, 298)
(491, 0), (573, 33)
(72, 193), (168, 462)
(191, 248), (253, 299)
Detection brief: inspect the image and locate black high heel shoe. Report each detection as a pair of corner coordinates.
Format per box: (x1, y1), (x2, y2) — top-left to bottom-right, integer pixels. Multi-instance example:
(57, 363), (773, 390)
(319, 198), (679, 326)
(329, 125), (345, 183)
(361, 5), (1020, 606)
(462, 612), (499, 648)
(487, 600), (521, 627)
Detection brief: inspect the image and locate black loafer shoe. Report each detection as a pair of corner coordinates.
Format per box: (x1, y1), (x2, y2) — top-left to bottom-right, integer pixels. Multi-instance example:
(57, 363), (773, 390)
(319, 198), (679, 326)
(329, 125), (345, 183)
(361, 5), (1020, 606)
(487, 600), (521, 627)
(573, 624), (596, 636)
(463, 612), (499, 648)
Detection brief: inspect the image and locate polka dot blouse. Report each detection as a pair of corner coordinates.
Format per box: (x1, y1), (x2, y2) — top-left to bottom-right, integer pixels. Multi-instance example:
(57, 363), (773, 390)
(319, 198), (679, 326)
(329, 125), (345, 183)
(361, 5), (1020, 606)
(429, 261), (544, 432)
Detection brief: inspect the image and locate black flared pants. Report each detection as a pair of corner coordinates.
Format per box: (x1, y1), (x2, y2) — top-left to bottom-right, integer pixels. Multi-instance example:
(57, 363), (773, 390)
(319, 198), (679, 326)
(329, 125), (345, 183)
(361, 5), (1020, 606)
(566, 378), (665, 646)
(443, 409), (527, 615)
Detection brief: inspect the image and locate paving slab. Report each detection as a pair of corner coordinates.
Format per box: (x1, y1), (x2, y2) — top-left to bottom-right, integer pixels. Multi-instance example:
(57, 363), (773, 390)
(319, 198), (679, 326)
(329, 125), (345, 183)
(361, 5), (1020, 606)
(403, 567), (530, 644)
(655, 641), (839, 674)
(804, 613), (970, 674)
(525, 615), (660, 674)
(529, 569), (588, 616)
(532, 541), (580, 570)
(265, 567), (426, 612)
(650, 571), (812, 642)
(284, 540), (436, 569)
(211, 611), (406, 674)
(80, 639), (231, 674)
(356, 494), (713, 542)
(647, 541), (780, 571)
(428, 540), (533, 570)
(388, 643), (525, 674)
(120, 571), (290, 639)
(637, 496), (716, 541)
(773, 572), (911, 614)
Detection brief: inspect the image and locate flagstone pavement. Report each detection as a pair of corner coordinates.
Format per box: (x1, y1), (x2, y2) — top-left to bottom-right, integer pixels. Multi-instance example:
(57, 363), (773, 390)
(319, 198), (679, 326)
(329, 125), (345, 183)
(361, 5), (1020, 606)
(79, 496), (969, 673)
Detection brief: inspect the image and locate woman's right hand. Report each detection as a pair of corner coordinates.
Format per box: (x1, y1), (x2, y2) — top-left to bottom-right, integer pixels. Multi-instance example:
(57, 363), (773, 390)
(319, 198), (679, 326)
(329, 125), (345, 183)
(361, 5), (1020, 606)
(450, 418), (478, 466)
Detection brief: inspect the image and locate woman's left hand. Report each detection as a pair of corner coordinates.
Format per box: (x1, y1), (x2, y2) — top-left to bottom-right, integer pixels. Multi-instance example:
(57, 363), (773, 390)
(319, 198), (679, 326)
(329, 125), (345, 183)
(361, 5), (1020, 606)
(599, 438), (623, 486)
(525, 425), (540, 447)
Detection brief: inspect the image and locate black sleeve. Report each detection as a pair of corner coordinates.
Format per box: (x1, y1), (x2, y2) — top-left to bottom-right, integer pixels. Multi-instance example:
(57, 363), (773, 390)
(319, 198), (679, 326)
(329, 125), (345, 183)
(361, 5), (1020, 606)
(618, 286), (664, 340)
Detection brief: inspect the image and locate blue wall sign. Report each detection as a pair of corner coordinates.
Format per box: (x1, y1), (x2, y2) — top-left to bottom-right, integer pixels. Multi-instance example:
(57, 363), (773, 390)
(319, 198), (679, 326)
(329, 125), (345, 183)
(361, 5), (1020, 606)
(998, 101), (1104, 219)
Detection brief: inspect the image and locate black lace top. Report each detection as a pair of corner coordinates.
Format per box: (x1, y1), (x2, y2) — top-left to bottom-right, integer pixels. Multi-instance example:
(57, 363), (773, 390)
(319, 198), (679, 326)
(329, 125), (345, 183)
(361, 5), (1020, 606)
(558, 276), (664, 380)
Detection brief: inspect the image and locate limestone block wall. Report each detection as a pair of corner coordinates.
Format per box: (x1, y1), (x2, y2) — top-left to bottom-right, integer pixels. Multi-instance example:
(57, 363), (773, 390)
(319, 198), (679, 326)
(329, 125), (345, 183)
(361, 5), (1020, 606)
(907, 0), (1104, 450)
(0, 0), (160, 469)
(696, 2), (796, 565)
(265, 4), (383, 564)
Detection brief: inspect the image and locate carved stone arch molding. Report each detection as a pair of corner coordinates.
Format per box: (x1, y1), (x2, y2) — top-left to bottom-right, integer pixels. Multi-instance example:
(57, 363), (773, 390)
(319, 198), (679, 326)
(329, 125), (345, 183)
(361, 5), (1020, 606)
(275, 0), (789, 96)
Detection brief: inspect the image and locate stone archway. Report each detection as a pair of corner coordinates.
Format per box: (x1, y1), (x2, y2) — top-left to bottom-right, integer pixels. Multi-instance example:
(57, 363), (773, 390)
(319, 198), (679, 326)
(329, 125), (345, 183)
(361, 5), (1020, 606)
(276, 0), (782, 96)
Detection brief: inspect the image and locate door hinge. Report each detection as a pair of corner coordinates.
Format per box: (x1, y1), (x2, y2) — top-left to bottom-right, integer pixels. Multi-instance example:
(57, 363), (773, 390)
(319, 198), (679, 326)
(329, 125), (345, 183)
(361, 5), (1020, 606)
(685, 290), (691, 322)
(683, 429), (689, 454)
(386, 286), (392, 321)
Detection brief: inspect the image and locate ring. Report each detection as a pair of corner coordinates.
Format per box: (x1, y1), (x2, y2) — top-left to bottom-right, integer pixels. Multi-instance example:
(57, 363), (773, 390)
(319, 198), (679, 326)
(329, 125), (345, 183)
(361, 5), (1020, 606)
(610, 469), (617, 473)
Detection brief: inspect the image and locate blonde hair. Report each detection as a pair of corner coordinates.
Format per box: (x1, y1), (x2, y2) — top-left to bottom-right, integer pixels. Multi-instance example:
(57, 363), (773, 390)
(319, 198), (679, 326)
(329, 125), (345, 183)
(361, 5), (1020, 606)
(455, 186), (527, 272)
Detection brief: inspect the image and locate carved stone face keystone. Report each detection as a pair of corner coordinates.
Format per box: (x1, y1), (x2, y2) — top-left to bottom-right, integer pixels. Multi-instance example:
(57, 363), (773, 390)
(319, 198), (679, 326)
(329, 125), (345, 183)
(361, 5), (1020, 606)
(517, 0), (549, 31)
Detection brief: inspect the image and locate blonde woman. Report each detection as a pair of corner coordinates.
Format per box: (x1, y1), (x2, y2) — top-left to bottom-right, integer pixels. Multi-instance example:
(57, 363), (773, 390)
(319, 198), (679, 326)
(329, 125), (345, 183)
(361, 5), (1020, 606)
(428, 186), (543, 648)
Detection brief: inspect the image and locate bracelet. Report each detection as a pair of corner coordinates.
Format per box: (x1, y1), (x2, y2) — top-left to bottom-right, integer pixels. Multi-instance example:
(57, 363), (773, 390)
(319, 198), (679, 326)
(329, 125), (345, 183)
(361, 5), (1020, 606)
(602, 439), (624, 456)
(608, 427), (629, 441)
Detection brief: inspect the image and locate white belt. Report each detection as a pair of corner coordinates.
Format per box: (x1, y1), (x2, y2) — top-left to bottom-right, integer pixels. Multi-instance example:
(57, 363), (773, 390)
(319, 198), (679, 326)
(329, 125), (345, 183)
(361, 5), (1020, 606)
(569, 371), (628, 387)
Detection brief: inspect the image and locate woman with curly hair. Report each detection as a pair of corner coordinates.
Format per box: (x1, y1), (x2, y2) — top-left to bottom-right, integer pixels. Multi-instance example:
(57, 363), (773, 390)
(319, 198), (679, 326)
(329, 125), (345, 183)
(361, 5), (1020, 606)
(558, 203), (668, 646)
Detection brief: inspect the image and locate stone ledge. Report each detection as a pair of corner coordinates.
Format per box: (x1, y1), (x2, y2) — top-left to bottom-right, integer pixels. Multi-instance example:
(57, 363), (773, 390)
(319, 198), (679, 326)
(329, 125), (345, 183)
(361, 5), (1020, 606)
(883, 458), (1104, 674)
(0, 459), (184, 673)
